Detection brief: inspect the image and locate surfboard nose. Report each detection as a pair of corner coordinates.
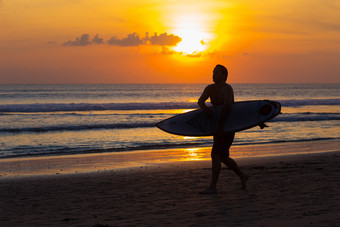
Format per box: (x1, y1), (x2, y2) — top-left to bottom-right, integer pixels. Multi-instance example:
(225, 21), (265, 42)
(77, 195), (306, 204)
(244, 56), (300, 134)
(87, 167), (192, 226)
(272, 101), (282, 114)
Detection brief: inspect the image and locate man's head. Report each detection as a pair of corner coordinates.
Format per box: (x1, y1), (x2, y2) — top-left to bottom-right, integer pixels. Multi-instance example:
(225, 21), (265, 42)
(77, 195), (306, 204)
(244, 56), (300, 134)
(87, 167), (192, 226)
(213, 64), (228, 83)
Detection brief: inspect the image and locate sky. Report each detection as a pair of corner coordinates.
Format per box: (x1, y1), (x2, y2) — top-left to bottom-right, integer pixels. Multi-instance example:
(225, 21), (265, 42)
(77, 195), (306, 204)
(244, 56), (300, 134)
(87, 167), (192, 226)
(1, 0), (340, 83)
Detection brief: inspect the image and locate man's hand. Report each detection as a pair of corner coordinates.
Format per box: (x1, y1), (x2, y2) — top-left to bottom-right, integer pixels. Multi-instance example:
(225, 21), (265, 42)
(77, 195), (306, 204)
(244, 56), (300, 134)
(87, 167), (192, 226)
(204, 108), (213, 119)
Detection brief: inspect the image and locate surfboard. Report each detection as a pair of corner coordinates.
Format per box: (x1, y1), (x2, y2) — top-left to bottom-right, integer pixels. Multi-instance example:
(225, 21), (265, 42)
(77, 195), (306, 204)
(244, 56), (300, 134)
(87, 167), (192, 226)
(156, 100), (281, 136)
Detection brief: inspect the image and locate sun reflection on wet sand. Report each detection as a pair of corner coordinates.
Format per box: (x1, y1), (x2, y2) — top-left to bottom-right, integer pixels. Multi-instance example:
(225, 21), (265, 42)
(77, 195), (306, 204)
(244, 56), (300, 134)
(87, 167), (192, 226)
(178, 148), (210, 161)
(1, 140), (339, 177)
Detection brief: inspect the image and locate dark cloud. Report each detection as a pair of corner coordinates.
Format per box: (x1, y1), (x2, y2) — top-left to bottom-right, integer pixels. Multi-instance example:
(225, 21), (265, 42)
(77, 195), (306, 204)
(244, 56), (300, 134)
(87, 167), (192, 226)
(63, 34), (91, 46)
(107, 32), (181, 47)
(63, 34), (104, 46)
(92, 34), (104, 45)
(146, 32), (182, 46)
(63, 32), (182, 47)
(107, 33), (143, 46)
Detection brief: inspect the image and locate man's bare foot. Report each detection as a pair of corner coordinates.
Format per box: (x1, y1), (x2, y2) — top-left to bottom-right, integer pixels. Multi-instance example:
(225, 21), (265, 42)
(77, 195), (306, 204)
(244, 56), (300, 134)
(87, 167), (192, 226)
(240, 173), (249, 190)
(199, 188), (217, 194)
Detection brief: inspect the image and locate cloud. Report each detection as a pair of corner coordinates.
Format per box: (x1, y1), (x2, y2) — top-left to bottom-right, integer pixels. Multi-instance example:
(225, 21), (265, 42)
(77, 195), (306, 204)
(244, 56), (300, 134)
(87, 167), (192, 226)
(107, 33), (143, 46)
(61, 32), (222, 58)
(63, 32), (182, 47)
(92, 34), (104, 45)
(146, 32), (182, 46)
(161, 46), (178, 55)
(108, 32), (182, 47)
(160, 46), (216, 58)
(63, 34), (104, 46)
(186, 52), (202, 58)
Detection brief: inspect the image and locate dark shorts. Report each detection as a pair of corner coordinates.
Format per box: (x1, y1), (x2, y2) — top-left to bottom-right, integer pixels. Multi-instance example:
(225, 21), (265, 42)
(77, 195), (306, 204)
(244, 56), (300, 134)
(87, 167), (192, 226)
(212, 132), (235, 157)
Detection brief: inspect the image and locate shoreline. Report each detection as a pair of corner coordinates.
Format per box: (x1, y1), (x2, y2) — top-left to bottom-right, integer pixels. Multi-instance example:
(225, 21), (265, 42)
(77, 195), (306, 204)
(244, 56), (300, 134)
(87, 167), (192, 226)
(0, 145), (339, 226)
(0, 139), (339, 178)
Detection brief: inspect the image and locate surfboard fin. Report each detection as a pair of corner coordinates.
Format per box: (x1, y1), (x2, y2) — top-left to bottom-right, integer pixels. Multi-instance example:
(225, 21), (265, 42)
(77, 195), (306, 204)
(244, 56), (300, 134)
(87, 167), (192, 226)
(259, 123), (268, 129)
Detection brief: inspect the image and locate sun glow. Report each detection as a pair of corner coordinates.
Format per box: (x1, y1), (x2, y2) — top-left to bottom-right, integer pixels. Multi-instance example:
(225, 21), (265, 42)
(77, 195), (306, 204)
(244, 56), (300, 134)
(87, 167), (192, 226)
(172, 29), (209, 55)
(170, 15), (211, 55)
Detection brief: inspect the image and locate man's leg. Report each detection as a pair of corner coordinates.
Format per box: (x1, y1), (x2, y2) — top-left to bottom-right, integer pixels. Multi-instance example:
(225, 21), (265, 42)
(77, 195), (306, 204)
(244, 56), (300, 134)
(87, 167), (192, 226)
(210, 152), (222, 190)
(221, 132), (248, 189)
(221, 156), (248, 189)
(200, 152), (221, 194)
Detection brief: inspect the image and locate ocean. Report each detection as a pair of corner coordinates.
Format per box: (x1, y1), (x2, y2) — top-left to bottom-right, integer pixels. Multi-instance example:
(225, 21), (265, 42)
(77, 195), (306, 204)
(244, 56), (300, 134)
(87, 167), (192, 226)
(0, 84), (339, 159)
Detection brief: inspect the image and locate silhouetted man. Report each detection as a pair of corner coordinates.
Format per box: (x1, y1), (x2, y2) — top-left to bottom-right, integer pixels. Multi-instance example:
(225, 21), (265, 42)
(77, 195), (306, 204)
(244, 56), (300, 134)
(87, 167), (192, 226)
(198, 64), (248, 194)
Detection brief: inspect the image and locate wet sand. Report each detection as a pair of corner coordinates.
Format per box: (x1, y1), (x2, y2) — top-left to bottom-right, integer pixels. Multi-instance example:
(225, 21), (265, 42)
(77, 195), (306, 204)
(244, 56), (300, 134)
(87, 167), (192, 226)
(0, 141), (340, 226)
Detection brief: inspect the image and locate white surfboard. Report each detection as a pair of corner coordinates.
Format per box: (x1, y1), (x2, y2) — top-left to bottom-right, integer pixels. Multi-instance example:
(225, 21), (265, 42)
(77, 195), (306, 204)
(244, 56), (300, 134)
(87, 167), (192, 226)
(156, 100), (281, 136)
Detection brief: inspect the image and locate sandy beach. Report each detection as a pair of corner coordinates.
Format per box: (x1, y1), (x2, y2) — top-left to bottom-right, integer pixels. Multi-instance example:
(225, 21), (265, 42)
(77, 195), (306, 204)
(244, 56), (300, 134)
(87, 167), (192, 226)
(1, 141), (340, 226)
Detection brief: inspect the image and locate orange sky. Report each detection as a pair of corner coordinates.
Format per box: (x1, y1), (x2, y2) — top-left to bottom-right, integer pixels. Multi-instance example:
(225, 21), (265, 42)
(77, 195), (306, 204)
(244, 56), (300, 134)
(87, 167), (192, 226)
(0, 0), (340, 83)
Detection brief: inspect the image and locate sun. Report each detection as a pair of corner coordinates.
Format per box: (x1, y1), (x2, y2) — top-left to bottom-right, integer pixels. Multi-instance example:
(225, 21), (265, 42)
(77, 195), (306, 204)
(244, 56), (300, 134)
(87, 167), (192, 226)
(169, 15), (211, 55)
(172, 29), (208, 55)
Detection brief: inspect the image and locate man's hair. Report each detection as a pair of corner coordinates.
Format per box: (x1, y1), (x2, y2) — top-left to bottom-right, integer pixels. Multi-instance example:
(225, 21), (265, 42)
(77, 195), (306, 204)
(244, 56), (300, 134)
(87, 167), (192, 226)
(216, 64), (228, 81)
